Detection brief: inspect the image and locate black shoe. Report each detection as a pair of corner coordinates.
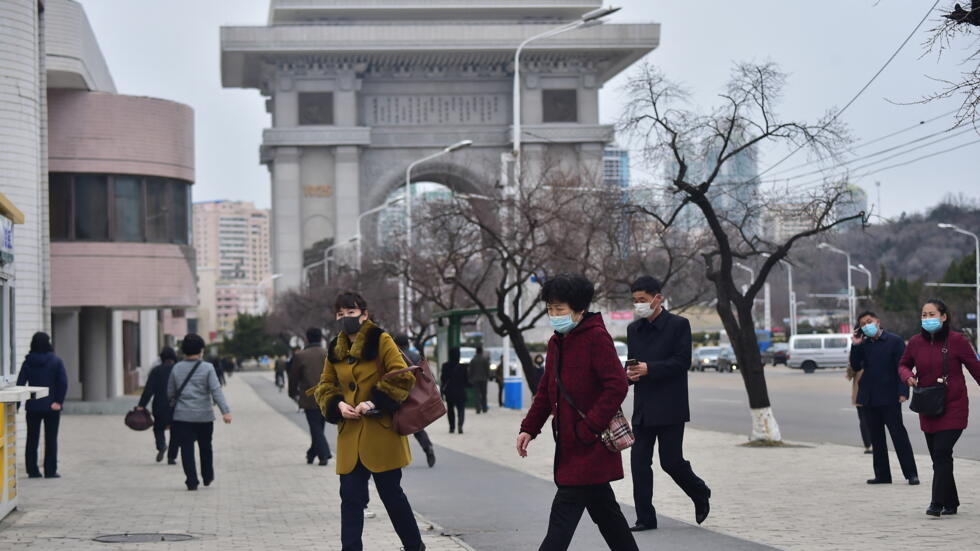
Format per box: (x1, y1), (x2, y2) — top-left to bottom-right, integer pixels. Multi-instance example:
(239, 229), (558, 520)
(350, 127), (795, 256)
(44, 473), (60, 479)
(867, 478), (892, 484)
(926, 503), (942, 517)
(695, 490), (711, 525)
(27, 473), (42, 479)
(942, 505), (958, 515)
(458, 428), (464, 434)
(449, 428), (455, 434)
(630, 522), (657, 532)
(864, 448), (872, 454)
(908, 477), (920, 486)
(203, 478), (213, 487)
(156, 449), (166, 462)
(307, 454), (315, 465)
(425, 448), (436, 468)
(168, 459), (177, 465)
(319, 458), (329, 466)
(187, 484), (199, 491)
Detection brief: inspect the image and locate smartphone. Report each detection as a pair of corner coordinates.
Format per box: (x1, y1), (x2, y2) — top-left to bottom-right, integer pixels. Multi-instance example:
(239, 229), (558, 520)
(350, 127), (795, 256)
(363, 408), (382, 418)
(625, 359), (639, 369)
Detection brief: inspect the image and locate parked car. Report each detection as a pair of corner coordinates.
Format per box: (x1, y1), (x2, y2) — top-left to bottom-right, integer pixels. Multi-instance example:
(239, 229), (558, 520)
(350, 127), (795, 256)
(765, 343), (790, 366)
(458, 346), (476, 365)
(717, 346), (738, 372)
(787, 334), (851, 373)
(692, 346), (722, 371)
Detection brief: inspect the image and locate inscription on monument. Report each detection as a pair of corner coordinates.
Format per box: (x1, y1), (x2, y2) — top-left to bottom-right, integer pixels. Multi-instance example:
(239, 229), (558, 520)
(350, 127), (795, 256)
(364, 94), (507, 126)
(304, 185), (333, 198)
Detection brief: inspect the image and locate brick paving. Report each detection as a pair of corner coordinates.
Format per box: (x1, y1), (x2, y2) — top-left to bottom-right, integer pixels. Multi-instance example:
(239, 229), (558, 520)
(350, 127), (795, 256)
(429, 389), (974, 551)
(0, 375), (472, 550)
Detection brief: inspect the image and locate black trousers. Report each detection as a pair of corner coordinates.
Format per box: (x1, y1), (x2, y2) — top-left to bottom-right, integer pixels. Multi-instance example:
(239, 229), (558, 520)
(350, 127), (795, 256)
(473, 380), (488, 412)
(304, 408), (333, 462)
(172, 421), (214, 487)
(630, 423), (710, 526)
(856, 407), (871, 448)
(497, 380), (504, 406)
(446, 398), (465, 431)
(339, 462), (422, 551)
(864, 404), (918, 481)
(152, 414), (178, 462)
(925, 429), (963, 507)
(413, 429), (433, 452)
(25, 410), (60, 476)
(539, 483), (639, 551)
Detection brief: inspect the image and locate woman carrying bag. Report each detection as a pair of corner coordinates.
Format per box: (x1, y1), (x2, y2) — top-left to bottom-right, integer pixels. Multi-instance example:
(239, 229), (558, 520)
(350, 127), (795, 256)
(899, 298), (980, 517)
(308, 291), (424, 551)
(137, 346), (179, 464)
(517, 273), (638, 551)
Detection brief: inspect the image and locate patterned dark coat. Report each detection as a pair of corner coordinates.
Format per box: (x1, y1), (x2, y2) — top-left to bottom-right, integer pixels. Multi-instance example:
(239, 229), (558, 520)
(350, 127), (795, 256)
(520, 313), (629, 486)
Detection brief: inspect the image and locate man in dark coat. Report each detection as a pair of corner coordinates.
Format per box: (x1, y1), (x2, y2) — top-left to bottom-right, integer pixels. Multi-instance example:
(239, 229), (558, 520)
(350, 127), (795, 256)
(16, 332), (68, 478)
(441, 347), (468, 434)
(289, 328), (333, 465)
(850, 311), (919, 485)
(468, 346), (491, 413)
(626, 276), (711, 531)
(137, 346), (179, 464)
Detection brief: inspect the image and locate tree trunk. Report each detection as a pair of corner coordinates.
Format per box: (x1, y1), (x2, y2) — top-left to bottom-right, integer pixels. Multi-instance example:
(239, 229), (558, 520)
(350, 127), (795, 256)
(504, 325), (540, 394)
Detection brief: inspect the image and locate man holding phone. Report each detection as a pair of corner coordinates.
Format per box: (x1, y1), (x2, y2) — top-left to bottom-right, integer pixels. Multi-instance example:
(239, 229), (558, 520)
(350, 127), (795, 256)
(849, 311), (919, 485)
(626, 276), (711, 531)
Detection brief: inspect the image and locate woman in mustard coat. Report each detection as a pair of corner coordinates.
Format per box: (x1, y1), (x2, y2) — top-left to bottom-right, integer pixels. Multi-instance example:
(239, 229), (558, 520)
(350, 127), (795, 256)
(308, 291), (423, 551)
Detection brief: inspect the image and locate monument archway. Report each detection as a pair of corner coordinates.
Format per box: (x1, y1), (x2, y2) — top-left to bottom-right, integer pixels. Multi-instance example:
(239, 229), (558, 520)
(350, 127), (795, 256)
(221, 1), (659, 292)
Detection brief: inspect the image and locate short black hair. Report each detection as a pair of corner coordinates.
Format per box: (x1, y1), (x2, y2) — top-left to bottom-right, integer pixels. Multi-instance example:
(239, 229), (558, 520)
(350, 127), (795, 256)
(630, 276), (663, 296)
(159, 346), (178, 363)
(306, 327), (323, 345)
(856, 311), (878, 325)
(29, 332), (53, 354)
(181, 333), (206, 356)
(334, 291), (368, 313)
(393, 333), (410, 349)
(539, 273), (595, 312)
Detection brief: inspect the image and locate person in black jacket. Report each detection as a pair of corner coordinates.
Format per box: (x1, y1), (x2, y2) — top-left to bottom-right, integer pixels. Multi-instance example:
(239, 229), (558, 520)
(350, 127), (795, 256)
(16, 332), (68, 479)
(626, 276), (710, 531)
(137, 347), (179, 464)
(441, 347), (468, 434)
(849, 311), (919, 485)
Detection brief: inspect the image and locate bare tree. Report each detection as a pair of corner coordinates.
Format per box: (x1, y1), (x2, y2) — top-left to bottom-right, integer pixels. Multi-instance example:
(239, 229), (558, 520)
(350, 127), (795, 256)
(922, 1), (980, 128)
(620, 62), (865, 442)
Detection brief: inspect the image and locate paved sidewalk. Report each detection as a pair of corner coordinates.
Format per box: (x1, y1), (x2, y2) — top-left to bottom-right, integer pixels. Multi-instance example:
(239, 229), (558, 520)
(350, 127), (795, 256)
(428, 391), (977, 551)
(0, 375), (471, 550)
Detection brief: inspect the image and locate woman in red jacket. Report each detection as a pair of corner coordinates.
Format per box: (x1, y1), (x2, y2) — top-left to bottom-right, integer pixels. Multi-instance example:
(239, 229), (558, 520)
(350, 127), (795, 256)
(516, 273), (637, 551)
(899, 298), (980, 517)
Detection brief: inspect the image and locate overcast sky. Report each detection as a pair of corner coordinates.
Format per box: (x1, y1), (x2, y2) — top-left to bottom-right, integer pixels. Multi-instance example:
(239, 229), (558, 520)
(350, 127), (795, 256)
(78, 0), (978, 219)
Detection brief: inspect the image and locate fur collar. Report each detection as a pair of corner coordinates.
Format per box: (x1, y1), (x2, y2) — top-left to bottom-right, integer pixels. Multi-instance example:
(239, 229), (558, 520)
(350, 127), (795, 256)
(329, 319), (384, 363)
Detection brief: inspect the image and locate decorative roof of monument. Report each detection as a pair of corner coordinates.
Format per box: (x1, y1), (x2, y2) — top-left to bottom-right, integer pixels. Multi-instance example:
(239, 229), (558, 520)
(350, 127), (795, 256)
(268, 0), (605, 24)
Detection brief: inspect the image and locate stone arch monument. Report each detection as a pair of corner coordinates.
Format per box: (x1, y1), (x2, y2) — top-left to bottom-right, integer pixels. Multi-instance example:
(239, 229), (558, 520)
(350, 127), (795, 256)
(221, 0), (659, 292)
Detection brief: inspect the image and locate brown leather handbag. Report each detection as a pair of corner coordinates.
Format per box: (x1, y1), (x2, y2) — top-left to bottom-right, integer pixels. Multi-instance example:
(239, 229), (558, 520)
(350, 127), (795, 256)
(124, 407), (154, 431)
(377, 351), (446, 435)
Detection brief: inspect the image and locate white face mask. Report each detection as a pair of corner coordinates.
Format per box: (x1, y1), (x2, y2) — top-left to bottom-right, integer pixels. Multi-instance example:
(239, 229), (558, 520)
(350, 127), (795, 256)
(634, 302), (653, 318)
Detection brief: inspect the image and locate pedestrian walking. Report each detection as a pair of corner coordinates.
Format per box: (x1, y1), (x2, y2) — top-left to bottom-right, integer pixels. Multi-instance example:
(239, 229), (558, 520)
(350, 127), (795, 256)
(468, 346), (490, 413)
(849, 311), (919, 485)
(393, 333), (437, 468)
(517, 273), (638, 551)
(307, 291), (425, 551)
(137, 346), (179, 464)
(441, 347), (468, 434)
(899, 299), (980, 517)
(288, 328), (334, 466)
(494, 356), (505, 407)
(168, 334), (232, 491)
(16, 332), (68, 479)
(845, 366), (873, 454)
(274, 354), (287, 391)
(626, 276), (711, 531)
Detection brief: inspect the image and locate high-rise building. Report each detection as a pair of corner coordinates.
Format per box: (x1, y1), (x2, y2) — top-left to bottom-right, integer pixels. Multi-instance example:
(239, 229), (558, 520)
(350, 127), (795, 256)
(603, 147), (630, 189)
(836, 184), (868, 228)
(193, 201), (272, 338)
(665, 143), (760, 232)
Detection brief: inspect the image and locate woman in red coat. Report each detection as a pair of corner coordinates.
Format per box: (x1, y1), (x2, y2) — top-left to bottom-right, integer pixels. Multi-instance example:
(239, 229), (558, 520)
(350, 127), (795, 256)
(517, 273), (637, 551)
(899, 298), (980, 517)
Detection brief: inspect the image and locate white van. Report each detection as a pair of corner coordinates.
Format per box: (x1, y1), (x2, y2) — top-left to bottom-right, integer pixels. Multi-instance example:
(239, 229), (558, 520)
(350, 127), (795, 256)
(787, 333), (852, 373)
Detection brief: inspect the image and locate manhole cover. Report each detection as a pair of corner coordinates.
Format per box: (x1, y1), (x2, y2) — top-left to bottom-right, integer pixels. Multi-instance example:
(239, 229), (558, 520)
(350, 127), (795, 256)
(94, 533), (194, 543)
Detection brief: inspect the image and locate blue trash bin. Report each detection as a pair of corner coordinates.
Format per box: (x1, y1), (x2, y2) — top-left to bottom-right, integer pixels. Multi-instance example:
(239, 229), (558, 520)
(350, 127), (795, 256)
(504, 376), (522, 409)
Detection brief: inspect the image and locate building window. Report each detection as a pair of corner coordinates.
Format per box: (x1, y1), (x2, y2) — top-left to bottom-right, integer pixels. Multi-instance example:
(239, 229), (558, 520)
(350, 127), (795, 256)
(298, 92), (334, 125)
(49, 173), (191, 245)
(542, 89), (578, 123)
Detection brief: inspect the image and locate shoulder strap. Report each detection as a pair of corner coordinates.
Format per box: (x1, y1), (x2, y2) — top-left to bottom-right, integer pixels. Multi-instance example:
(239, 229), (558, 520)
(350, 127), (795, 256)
(173, 361), (202, 404)
(941, 339), (949, 384)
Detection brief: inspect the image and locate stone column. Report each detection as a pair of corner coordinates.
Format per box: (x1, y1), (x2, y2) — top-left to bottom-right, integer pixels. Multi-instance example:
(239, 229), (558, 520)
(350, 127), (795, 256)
(110, 310), (123, 398)
(79, 307), (109, 401)
(52, 310), (81, 401)
(139, 309), (158, 384)
(271, 147), (303, 291)
(333, 146), (360, 242)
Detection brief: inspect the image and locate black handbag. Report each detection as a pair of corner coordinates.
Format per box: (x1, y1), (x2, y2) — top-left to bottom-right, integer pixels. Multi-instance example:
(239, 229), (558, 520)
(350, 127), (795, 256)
(124, 408), (153, 431)
(909, 340), (949, 417)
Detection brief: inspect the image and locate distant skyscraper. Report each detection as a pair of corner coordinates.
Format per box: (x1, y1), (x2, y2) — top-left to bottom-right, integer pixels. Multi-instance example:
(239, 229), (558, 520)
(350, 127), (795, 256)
(836, 185), (868, 229)
(666, 142), (760, 232)
(193, 201), (272, 338)
(604, 147), (630, 189)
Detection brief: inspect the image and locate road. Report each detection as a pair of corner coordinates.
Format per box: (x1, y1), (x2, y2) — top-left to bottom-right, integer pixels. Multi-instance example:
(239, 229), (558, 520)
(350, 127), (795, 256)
(657, 366), (980, 461)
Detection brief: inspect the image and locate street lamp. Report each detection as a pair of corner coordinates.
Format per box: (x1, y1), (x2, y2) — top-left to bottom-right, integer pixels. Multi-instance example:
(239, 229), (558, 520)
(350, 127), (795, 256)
(763, 254), (796, 336)
(354, 196), (404, 273)
(404, 140), (473, 330)
(818, 243), (855, 331)
(323, 237), (357, 285)
(938, 223), (980, 353)
(852, 264), (873, 290)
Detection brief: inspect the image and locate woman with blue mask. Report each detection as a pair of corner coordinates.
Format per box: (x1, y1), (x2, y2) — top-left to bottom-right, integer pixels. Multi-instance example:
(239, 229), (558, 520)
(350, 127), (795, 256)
(899, 298), (980, 517)
(517, 273), (637, 551)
